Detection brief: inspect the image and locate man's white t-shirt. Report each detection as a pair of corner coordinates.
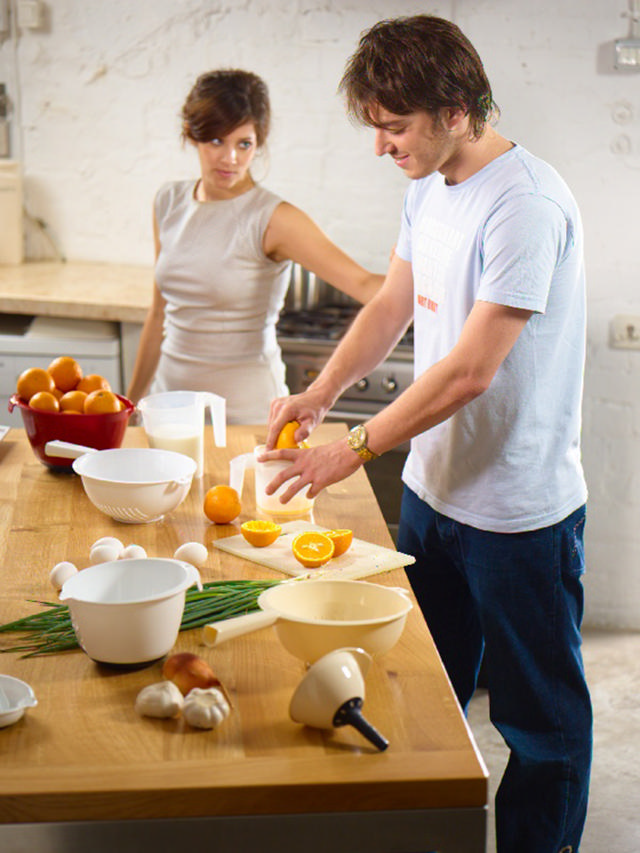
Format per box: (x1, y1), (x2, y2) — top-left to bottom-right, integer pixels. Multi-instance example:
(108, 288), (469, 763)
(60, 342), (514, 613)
(396, 144), (588, 533)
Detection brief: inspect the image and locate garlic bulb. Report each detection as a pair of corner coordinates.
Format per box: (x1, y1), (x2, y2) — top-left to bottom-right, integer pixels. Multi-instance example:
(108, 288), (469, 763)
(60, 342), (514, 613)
(183, 687), (230, 730)
(135, 681), (184, 719)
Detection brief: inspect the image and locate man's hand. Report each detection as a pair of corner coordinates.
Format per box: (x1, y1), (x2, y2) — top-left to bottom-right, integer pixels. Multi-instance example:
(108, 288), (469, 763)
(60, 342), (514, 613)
(265, 387), (333, 451)
(258, 439), (363, 504)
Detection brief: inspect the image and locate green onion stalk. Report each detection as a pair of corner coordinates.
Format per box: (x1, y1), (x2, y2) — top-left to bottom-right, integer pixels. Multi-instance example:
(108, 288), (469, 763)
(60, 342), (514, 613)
(0, 579), (280, 658)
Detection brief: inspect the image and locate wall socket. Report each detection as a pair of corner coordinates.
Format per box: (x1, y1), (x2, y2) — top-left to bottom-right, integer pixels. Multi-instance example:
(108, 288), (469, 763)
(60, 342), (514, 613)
(610, 314), (640, 349)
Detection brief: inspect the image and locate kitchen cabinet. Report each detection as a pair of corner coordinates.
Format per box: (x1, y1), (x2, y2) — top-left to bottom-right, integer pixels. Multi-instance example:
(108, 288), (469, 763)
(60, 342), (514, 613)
(0, 424), (488, 853)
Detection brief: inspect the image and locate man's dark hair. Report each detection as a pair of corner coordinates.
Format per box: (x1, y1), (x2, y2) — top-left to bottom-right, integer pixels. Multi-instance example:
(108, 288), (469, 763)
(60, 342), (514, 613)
(339, 15), (497, 139)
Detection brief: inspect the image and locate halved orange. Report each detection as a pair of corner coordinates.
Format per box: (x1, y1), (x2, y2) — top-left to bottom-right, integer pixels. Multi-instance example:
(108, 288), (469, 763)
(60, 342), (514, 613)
(275, 420), (301, 449)
(241, 520), (282, 548)
(291, 531), (335, 569)
(325, 529), (353, 557)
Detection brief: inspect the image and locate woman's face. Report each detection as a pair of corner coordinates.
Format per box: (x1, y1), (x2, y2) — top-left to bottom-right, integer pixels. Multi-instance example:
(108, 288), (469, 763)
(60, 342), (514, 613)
(195, 121), (258, 199)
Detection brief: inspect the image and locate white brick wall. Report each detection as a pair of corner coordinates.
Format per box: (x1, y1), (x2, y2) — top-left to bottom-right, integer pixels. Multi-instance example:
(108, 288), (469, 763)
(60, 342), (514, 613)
(1, 0), (639, 627)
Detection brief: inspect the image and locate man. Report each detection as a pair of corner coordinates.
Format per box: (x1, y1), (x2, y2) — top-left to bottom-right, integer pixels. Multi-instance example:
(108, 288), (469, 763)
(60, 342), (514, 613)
(262, 15), (592, 853)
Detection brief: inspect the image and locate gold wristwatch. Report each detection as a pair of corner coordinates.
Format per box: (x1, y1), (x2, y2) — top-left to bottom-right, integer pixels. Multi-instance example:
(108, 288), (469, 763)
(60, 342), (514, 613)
(347, 424), (379, 462)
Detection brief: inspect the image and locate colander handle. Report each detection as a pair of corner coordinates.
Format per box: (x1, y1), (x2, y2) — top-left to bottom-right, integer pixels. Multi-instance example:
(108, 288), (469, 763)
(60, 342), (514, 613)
(203, 610), (278, 647)
(44, 440), (97, 459)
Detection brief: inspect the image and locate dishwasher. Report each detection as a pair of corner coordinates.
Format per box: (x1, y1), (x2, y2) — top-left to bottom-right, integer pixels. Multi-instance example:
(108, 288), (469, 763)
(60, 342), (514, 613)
(0, 314), (122, 427)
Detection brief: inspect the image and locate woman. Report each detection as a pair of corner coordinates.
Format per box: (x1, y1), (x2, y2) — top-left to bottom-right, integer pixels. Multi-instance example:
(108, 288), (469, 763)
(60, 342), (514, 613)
(126, 69), (383, 423)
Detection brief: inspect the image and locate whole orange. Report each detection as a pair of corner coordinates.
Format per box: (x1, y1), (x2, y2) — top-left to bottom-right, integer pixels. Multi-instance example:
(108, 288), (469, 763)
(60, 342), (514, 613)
(60, 389), (88, 413)
(77, 374), (111, 394)
(29, 391), (60, 412)
(16, 367), (56, 402)
(47, 356), (83, 392)
(84, 389), (121, 414)
(204, 485), (241, 524)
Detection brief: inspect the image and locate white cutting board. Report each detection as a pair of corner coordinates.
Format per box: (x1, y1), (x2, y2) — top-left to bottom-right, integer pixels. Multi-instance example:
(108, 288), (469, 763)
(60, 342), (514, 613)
(213, 520), (415, 580)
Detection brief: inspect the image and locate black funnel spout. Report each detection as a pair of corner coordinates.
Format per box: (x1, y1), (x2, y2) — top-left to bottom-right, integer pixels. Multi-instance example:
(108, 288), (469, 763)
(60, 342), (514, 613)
(333, 697), (389, 751)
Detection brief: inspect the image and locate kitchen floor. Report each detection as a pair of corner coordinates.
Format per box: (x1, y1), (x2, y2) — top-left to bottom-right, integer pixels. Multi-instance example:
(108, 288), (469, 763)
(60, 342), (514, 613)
(467, 628), (640, 852)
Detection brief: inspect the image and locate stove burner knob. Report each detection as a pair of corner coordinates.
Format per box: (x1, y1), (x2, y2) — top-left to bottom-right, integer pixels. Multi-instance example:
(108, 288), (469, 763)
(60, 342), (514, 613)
(355, 378), (369, 392)
(381, 376), (398, 393)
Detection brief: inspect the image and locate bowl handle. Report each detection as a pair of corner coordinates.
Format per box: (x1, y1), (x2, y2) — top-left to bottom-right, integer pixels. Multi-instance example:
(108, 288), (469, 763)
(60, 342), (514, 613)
(44, 440), (97, 459)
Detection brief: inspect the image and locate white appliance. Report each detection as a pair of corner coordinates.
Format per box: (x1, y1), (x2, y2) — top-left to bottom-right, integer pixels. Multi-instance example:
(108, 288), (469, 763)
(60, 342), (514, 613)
(0, 314), (122, 426)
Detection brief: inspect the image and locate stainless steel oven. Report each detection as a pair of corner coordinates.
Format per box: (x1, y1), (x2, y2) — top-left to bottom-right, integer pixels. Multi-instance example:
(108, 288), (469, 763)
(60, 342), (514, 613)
(277, 292), (413, 541)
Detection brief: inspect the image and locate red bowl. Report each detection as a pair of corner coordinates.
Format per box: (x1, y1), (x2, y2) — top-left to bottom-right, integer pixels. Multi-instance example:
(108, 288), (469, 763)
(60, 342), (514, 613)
(8, 393), (135, 470)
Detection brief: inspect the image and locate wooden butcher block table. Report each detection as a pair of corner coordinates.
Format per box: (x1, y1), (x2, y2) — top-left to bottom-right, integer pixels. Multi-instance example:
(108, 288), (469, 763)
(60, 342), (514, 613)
(0, 424), (488, 853)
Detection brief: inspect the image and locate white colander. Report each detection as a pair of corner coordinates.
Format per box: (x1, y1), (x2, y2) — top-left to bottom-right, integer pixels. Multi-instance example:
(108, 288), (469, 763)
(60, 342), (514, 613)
(44, 440), (197, 523)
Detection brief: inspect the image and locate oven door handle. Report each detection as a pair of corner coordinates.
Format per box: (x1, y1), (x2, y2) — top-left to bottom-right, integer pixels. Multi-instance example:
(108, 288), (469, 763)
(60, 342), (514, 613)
(327, 409), (377, 422)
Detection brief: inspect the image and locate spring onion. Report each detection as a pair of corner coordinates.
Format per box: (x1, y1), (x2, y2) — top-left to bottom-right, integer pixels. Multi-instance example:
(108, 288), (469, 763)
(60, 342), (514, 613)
(0, 579), (280, 658)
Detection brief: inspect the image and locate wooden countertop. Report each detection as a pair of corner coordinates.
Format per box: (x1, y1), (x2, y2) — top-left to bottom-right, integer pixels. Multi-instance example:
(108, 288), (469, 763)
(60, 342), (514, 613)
(0, 261), (153, 324)
(0, 424), (487, 826)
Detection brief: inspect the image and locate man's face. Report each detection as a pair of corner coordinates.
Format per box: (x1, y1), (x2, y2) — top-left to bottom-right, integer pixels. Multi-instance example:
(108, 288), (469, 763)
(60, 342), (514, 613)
(370, 106), (457, 181)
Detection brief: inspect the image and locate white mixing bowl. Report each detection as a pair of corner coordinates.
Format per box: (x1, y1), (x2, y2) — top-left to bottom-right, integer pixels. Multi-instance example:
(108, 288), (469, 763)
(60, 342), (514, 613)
(59, 558), (202, 664)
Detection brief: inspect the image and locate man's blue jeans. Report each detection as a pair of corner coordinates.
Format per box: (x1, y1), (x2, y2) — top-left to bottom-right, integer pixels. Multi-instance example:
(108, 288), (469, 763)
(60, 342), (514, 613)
(397, 487), (592, 853)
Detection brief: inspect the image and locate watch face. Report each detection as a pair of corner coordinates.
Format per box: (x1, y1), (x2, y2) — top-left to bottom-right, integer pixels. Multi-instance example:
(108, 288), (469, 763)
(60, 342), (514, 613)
(349, 424), (366, 448)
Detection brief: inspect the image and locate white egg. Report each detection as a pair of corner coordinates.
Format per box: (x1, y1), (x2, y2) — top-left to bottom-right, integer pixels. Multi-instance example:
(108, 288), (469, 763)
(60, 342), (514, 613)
(89, 543), (122, 565)
(120, 544), (147, 560)
(173, 541), (208, 568)
(90, 536), (124, 556)
(50, 561), (78, 591)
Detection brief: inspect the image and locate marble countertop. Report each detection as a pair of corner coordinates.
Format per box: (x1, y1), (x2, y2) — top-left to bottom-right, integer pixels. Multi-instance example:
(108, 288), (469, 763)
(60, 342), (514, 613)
(0, 261), (153, 324)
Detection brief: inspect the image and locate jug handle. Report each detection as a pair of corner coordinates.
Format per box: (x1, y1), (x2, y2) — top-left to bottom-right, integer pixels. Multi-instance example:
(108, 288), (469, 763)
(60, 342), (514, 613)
(203, 393), (227, 447)
(228, 452), (254, 497)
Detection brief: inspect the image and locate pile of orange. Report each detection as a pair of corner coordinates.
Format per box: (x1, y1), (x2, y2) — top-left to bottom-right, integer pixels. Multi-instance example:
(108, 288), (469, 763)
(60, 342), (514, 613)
(15, 357), (123, 415)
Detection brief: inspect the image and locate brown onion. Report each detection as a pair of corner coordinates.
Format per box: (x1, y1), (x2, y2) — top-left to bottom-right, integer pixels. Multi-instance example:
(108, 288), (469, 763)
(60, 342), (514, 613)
(162, 652), (221, 696)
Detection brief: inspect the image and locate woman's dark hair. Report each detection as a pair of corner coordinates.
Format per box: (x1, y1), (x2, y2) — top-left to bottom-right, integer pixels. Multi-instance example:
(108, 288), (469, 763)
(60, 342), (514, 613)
(339, 15), (497, 139)
(181, 69), (271, 146)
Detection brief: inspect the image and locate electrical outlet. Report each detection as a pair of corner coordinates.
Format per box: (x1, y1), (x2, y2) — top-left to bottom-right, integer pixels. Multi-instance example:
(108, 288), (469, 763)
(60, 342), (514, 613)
(610, 314), (640, 349)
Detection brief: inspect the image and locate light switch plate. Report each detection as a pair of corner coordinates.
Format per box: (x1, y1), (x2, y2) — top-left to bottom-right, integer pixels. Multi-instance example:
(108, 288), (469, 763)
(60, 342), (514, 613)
(614, 38), (640, 70)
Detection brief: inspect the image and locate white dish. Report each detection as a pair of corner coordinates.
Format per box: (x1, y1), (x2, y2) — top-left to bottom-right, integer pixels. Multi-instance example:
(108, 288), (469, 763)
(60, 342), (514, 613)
(0, 675), (37, 727)
(0, 425), (9, 441)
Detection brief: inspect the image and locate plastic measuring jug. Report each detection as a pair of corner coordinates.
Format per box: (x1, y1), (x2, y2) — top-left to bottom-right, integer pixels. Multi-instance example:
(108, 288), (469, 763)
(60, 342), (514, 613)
(138, 391), (226, 478)
(229, 445), (314, 516)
